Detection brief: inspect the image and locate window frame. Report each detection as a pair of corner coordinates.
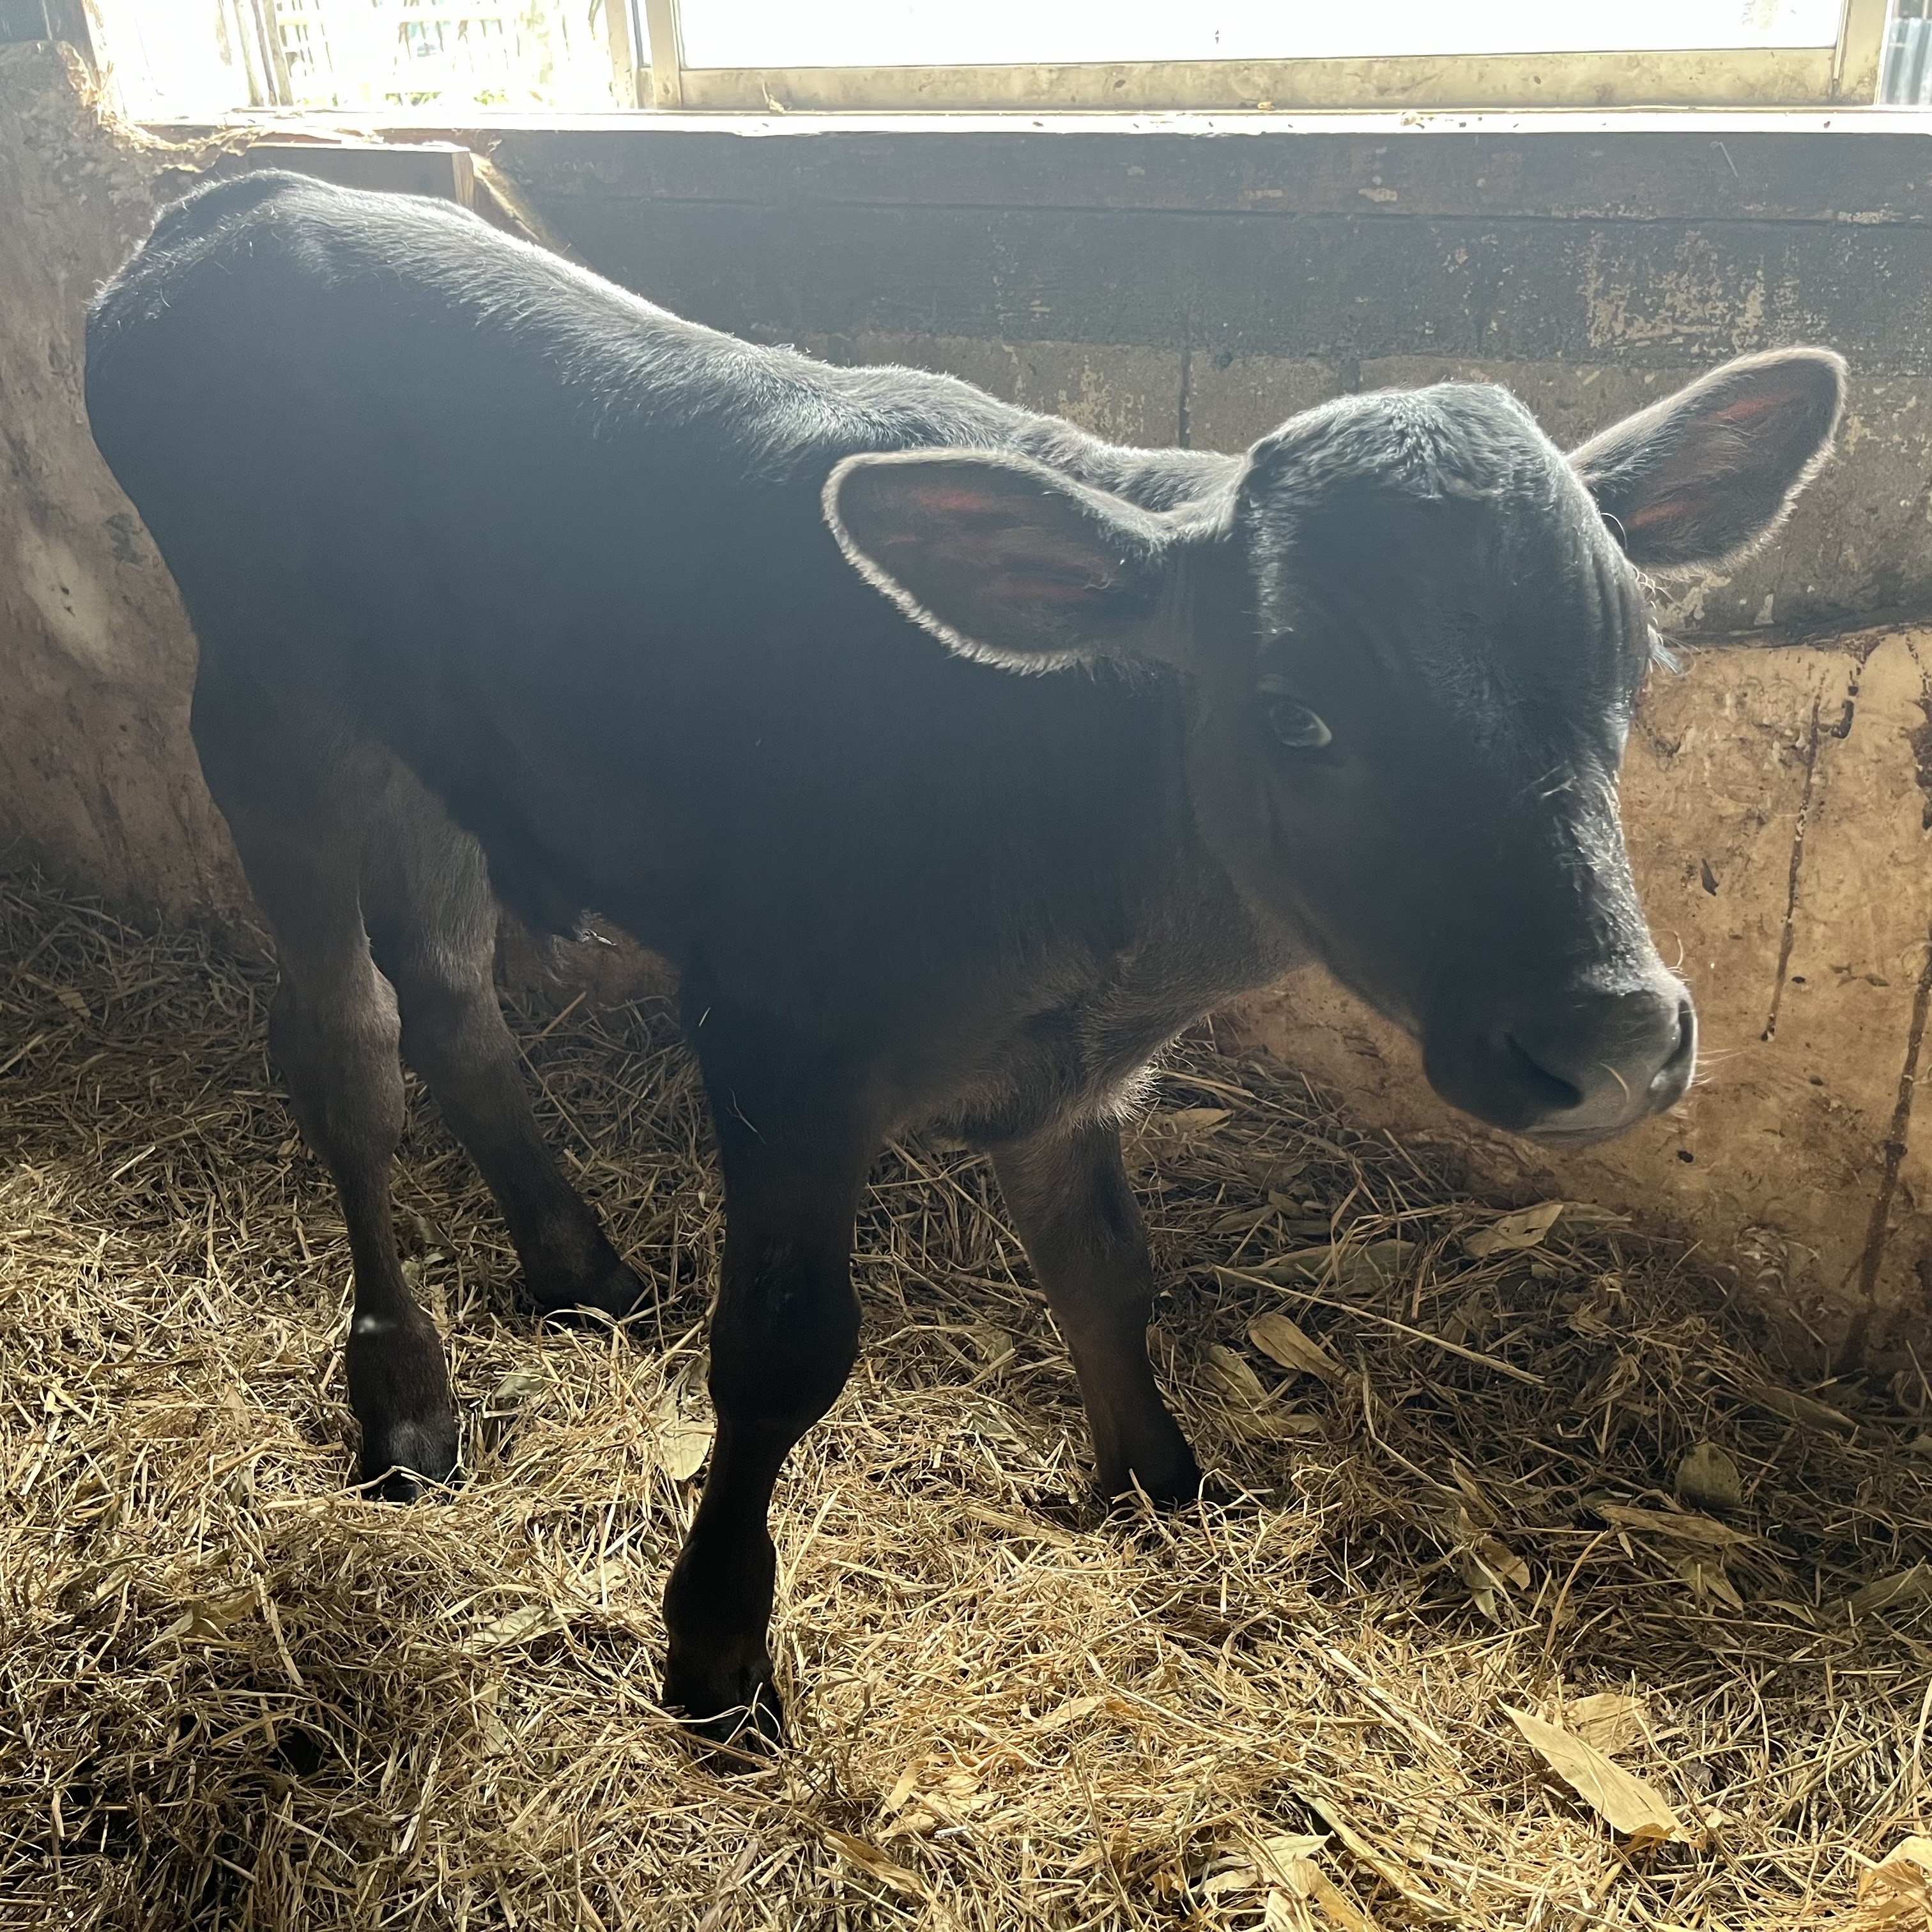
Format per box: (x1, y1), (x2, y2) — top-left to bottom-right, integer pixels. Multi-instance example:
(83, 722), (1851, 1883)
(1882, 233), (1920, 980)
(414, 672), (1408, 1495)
(633, 0), (1890, 112)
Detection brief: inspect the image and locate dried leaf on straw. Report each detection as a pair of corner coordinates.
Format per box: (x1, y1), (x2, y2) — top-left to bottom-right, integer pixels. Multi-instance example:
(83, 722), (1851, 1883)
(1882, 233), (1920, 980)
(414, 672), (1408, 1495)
(1248, 1310), (1342, 1381)
(657, 1427), (712, 1480)
(1476, 1534), (1531, 1590)
(1853, 1837), (1932, 1927)
(164, 1590), (259, 1644)
(1675, 1441), (1745, 1514)
(1202, 1344), (1272, 1406)
(1301, 1792), (1452, 1919)
(1201, 1344), (1322, 1439)
(1505, 1707), (1685, 1843)
(652, 1392), (714, 1480)
(1564, 1692), (1651, 1758)
(1253, 1833), (1330, 1890)
(486, 1366), (546, 1413)
(1840, 1563), (1932, 1619)
(1336, 1239), (1414, 1287)
(1673, 1553), (1745, 1611)
(1029, 1693), (1109, 1735)
(823, 1830), (926, 1897)
(1742, 1381), (1857, 1434)
(1260, 1245), (1339, 1281)
(1262, 1238), (1414, 1287)
(1462, 1201), (1565, 1257)
(464, 1602), (565, 1652)
(1591, 1501), (1754, 1548)
(1215, 1204), (1277, 1234)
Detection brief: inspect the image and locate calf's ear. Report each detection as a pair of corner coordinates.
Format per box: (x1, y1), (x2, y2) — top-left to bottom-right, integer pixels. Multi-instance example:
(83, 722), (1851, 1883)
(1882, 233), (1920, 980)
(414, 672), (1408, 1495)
(825, 450), (1183, 671)
(1568, 347), (1846, 572)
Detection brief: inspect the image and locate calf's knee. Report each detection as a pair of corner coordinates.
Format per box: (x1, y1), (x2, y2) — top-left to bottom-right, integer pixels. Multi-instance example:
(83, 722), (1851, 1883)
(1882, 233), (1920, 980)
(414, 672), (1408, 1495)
(708, 1259), (861, 1434)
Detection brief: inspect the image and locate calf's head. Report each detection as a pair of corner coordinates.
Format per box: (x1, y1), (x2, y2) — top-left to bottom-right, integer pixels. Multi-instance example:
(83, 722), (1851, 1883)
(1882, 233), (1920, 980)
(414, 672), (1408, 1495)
(826, 349), (1844, 1146)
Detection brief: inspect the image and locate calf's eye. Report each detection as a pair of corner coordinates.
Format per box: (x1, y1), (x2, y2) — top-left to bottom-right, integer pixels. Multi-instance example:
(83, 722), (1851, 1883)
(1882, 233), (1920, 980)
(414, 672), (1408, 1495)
(1263, 696), (1332, 751)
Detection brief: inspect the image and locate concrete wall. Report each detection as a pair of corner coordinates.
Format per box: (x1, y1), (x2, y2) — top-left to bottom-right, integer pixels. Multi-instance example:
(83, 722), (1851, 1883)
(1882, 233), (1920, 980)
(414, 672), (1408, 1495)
(493, 115), (1932, 647)
(5, 50), (1932, 1366)
(0, 44), (241, 911)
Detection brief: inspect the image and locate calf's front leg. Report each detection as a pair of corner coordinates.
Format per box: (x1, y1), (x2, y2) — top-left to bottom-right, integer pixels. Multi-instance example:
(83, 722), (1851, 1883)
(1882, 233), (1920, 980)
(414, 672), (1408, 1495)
(661, 1061), (871, 1749)
(993, 1119), (1202, 1506)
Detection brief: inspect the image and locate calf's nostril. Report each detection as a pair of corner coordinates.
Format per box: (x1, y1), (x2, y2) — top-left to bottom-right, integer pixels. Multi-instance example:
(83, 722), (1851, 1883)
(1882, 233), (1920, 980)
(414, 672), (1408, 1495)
(1501, 1033), (1583, 1112)
(1653, 999), (1696, 1091)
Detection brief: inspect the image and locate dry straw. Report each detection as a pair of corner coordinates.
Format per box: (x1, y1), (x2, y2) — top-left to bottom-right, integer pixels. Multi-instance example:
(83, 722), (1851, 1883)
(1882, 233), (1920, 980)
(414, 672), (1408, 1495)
(2, 875), (1929, 1930)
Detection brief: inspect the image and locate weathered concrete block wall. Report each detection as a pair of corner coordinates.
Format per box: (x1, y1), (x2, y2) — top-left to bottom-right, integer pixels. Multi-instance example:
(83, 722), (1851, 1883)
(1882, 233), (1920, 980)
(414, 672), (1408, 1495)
(494, 117), (1932, 647)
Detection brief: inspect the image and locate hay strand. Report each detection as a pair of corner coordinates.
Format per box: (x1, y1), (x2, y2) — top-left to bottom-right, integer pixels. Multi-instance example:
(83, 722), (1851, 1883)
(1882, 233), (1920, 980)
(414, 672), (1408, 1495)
(2, 873), (1928, 1929)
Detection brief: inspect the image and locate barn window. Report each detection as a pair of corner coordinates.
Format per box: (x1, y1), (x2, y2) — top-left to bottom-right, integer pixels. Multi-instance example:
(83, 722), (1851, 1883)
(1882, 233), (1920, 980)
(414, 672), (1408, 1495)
(658, 0), (1889, 110)
(91, 1), (633, 118)
(79, 0), (1908, 119)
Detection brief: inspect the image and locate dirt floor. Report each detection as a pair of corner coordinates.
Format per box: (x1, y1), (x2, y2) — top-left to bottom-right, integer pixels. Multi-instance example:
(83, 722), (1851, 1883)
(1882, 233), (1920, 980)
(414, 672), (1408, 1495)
(2, 875), (1929, 1931)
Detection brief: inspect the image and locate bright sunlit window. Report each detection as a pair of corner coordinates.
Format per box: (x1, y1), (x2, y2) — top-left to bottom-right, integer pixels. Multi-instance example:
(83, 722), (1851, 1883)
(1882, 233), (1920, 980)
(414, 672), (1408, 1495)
(93, 0), (1892, 120)
(96, 0), (625, 118)
(678, 1), (1846, 70)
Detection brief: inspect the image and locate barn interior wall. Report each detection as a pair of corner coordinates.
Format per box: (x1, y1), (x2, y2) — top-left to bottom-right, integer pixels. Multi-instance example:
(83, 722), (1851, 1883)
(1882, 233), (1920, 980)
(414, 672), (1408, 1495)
(0, 45), (243, 915)
(6, 40), (1932, 1364)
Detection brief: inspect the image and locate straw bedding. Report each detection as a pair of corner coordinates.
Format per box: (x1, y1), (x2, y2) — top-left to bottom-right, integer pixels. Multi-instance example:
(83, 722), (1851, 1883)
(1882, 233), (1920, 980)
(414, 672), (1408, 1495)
(2, 874), (1928, 1931)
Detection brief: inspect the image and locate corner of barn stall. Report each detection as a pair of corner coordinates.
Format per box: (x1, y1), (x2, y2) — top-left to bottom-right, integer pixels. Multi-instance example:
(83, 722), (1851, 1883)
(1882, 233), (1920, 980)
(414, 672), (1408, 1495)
(3, 30), (1931, 1932)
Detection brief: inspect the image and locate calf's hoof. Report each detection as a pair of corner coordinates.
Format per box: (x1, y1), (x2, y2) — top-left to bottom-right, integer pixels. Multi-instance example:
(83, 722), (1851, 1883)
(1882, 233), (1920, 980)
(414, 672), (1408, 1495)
(355, 1409), (461, 1503)
(1097, 1436), (1213, 1514)
(348, 1317), (459, 1502)
(528, 1255), (651, 1325)
(664, 1645), (787, 1766)
(1103, 1478), (1232, 1521)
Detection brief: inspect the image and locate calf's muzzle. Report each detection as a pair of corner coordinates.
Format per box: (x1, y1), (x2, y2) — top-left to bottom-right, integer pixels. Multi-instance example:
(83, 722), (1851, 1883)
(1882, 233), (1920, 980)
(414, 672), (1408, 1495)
(1425, 974), (1696, 1145)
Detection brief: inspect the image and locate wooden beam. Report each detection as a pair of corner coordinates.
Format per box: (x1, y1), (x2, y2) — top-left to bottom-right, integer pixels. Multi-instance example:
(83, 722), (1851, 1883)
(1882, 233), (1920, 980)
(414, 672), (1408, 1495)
(604, 0), (639, 109)
(641, 0), (684, 109)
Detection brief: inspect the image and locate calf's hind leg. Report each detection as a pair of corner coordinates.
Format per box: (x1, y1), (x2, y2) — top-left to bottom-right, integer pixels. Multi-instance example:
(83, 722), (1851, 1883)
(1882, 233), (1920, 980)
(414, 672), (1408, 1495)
(360, 773), (645, 1321)
(193, 693), (456, 1499)
(993, 1119), (1202, 1506)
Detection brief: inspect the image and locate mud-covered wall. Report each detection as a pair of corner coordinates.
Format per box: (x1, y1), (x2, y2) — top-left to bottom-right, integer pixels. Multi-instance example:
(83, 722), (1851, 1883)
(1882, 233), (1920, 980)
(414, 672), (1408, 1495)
(6, 49), (1932, 1364)
(0, 44), (241, 911)
(0, 50), (513, 912)
(1239, 632), (1932, 1375)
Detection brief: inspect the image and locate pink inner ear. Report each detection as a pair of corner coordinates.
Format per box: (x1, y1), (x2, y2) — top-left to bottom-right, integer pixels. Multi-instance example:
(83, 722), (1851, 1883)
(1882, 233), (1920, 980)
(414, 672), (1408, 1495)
(1713, 390), (1786, 425)
(907, 484), (1006, 515)
(1623, 491), (1702, 530)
